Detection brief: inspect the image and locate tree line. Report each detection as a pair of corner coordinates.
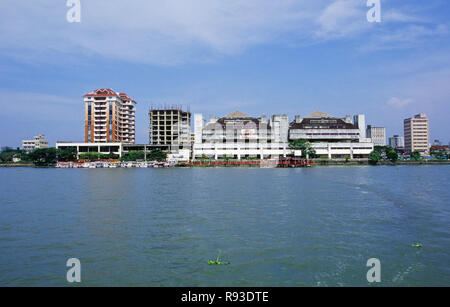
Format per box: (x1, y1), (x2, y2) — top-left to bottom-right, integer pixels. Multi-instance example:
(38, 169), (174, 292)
(1, 147), (167, 166)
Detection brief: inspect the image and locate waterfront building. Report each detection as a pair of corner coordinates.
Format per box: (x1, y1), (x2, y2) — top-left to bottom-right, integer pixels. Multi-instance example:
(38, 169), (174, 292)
(193, 111), (290, 160)
(148, 106), (191, 148)
(366, 125), (386, 146)
(289, 111), (374, 159)
(22, 134), (49, 151)
(389, 135), (405, 149)
(404, 113), (430, 155)
(83, 88), (136, 143)
(148, 107), (191, 148)
(148, 106), (192, 161)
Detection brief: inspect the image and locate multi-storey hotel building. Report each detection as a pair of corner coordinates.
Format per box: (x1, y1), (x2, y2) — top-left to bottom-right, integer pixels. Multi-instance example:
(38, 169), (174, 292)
(83, 89), (136, 143)
(404, 113), (430, 155)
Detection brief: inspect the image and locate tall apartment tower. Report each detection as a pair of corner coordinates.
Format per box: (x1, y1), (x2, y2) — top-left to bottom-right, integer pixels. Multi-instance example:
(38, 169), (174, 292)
(148, 107), (191, 148)
(83, 89), (136, 143)
(404, 113), (430, 155)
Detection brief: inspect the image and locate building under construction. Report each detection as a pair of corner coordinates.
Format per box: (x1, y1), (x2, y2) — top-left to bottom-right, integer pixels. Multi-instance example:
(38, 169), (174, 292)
(148, 106), (191, 149)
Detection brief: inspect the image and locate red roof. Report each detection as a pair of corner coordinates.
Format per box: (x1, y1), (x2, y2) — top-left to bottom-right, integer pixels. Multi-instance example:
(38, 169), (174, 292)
(83, 89), (136, 103)
(84, 88), (118, 98)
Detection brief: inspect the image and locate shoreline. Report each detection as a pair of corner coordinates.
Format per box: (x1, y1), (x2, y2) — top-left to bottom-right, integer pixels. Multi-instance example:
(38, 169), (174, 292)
(1, 160), (450, 168)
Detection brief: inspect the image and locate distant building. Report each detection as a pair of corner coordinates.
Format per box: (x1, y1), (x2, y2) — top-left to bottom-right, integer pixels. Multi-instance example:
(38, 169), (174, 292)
(404, 113), (430, 155)
(366, 125), (386, 146)
(430, 145), (449, 154)
(148, 107), (191, 148)
(289, 111), (374, 159)
(83, 88), (136, 143)
(432, 139), (441, 146)
(22, 134), (49, 151)
(389, 135), (404, 149)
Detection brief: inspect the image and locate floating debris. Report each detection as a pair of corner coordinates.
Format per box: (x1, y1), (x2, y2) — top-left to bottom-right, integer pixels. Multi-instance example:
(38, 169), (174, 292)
(411, 243), (422, 248)
(208, 250), (230, 265)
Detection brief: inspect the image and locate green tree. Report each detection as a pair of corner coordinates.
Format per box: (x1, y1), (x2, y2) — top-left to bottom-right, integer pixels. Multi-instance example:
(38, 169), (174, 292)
(120, 150), (145, 162)
(0, 149), (17, 163)
(147, 149), (167, 162)
(386, 149), (398, 162)
(289, 139), (316, 158)
(29, 148), (58, 166)
(369, 150), (382, 165)
(57, 147), (77, 161)
(410, 150), (422, 161)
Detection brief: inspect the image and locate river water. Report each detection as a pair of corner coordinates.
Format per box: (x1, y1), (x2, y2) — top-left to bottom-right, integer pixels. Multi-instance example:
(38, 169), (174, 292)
(0, 166), (449, 286)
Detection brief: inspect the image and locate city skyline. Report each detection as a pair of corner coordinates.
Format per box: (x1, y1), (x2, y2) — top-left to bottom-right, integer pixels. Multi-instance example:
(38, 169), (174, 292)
(1, 1), (449, 147)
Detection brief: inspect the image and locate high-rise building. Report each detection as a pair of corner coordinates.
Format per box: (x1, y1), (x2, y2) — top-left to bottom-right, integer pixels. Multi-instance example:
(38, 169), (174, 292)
(404, 113), (430, 155)
(22, 134), (49, 151)
(83, 89), (136, 143)
(388, 135), (404, 149)
(366, 125), (386, 146)
(148, 107), (191, 148)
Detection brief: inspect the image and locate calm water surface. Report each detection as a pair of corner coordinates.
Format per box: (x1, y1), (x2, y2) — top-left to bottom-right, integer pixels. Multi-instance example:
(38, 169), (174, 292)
(0, 166), (449, 286)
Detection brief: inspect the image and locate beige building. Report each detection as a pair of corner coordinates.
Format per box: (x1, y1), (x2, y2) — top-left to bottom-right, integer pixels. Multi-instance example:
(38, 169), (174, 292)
(22, 134), (49, 151)
(83, 89), (136, 143)
(366, 125), (386, 146)
(404, 113), (430, 155)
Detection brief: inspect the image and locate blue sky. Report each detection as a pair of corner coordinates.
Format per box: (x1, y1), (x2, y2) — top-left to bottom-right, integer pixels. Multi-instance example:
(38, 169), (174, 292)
(0, 0), (449, 147)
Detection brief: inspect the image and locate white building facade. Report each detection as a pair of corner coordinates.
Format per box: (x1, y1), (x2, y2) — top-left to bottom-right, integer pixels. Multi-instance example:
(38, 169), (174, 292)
(289, 111), (374, 159)
(22, 134), (49, 151)
(193, 111), (290, 160)
(366, 125), (386, 146)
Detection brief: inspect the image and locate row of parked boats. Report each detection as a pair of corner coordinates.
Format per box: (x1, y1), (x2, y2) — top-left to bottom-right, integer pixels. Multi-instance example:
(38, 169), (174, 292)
(56, 161), (176, 168)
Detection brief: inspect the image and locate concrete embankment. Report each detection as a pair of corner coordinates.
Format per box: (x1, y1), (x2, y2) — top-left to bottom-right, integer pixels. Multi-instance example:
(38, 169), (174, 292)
(0, 163), (35, 167)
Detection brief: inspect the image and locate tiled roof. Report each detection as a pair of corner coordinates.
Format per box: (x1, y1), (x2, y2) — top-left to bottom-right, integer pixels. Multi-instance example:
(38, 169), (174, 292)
(307, 111), (333, 118)
(225, 111), (251, 118)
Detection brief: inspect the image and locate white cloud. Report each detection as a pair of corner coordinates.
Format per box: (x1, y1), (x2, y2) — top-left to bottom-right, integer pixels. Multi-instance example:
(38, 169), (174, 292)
(0, 0), (448, 64)
(315, 0), (367, 38)
(386, 97), (412, 108)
